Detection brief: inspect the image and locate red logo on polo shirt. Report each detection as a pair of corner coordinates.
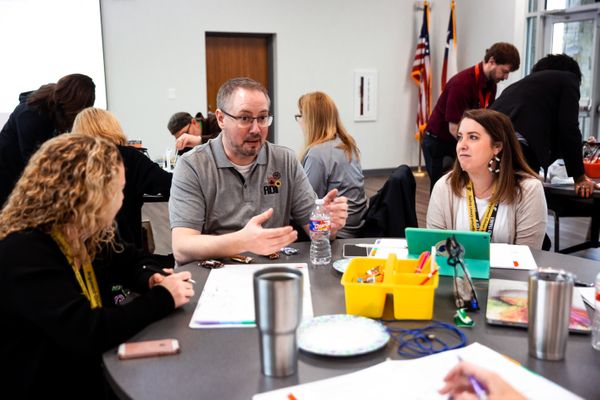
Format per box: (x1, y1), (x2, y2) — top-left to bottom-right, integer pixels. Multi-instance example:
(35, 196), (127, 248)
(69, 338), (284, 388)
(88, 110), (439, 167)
(264, 171), (281, 195)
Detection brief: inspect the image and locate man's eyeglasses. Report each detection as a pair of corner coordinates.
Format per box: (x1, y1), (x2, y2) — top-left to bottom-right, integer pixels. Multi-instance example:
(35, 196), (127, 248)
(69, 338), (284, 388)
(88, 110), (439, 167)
(446, 236), (480, 311)
(294, 114), (302, 122)
(221, 109), (273, 128)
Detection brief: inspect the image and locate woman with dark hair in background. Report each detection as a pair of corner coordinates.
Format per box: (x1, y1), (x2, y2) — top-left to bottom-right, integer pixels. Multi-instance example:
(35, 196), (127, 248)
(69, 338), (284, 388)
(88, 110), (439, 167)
(427, 108), (547, 249)
(297, 91), (367, 238)
(0, 73), (96, 206)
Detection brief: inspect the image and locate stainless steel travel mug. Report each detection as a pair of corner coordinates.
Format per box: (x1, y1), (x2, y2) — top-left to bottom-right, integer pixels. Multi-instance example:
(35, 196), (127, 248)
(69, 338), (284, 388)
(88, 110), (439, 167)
(528, 268), (574, 360)
(253, 267), (303, 377)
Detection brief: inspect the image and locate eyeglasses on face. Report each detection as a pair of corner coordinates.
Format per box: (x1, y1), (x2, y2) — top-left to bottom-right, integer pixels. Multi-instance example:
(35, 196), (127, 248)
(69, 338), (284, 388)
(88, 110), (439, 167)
(294, 114), (302, 122)
(221, 109), (273, 128)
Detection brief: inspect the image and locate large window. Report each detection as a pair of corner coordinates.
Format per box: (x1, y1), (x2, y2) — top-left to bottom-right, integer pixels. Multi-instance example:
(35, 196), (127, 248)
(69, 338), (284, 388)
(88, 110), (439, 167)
(524, 1), (600, 139)
(550, 19), (594, 103)
(546, 0), (597, 10)
(0, 0), (106, 126)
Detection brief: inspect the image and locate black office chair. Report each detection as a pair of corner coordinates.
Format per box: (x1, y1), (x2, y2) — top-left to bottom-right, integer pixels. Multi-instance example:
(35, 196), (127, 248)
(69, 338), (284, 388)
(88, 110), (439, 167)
(360, 165), (418, 238)
(546, 192), (596, 253)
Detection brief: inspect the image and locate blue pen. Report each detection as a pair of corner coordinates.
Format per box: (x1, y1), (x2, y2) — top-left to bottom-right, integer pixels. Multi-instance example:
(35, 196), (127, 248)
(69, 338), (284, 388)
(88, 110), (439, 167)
(197, 320), (255, 325)
(457, 356), (488, 400)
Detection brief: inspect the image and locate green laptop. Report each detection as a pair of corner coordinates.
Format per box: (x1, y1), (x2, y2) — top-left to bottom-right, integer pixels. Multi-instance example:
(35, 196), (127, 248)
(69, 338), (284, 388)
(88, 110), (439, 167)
(405, 228), (490, 279)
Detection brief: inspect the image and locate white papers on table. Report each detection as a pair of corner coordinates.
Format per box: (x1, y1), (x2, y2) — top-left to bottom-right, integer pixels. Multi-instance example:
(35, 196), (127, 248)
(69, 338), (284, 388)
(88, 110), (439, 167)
(490, 243), (537, 270)
(252, 342), (581, 400)
(578, 287), (596, 310)
(367, 238), (408, 259)
(189, 263), (313, 329)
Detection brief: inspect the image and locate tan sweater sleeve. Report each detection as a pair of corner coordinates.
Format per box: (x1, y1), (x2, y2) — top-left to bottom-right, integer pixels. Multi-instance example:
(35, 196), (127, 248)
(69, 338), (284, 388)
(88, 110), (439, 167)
(513, 178), (547, 249)
(426, 174), (455, 230)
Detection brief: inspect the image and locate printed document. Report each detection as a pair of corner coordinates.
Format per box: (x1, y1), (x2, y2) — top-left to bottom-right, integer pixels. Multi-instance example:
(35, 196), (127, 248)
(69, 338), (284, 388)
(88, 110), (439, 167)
(253, 342), (581, 400)
(189, 263), (313, 328)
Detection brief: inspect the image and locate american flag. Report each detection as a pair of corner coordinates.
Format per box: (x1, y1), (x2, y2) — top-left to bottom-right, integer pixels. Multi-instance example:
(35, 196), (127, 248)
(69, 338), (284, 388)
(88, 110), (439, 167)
(441, 0), (458, 91)
(411, 1), (431, 140)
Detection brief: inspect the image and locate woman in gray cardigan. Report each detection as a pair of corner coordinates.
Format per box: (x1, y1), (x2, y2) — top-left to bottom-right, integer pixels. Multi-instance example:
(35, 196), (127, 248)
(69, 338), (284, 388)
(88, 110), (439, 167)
(426, 109), (547, 249)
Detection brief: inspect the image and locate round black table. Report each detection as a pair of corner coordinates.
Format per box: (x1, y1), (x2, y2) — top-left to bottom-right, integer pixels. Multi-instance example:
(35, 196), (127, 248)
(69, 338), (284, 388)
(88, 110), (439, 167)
(103, 239), (600, 399)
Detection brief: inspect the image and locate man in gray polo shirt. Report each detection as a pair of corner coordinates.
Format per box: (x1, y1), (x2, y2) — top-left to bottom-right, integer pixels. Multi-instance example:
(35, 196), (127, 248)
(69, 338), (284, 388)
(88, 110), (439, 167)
(169, 77), (348, 263)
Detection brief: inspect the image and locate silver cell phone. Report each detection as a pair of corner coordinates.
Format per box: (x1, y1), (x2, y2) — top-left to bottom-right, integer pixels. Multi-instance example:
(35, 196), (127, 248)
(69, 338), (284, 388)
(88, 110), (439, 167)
(118, 338), (180, 360)
(342, 243), (371, 258)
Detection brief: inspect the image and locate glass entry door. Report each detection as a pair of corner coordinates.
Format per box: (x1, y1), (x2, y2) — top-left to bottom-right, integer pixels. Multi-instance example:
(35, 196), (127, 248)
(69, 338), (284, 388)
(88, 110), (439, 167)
(544, 9), (600, 139)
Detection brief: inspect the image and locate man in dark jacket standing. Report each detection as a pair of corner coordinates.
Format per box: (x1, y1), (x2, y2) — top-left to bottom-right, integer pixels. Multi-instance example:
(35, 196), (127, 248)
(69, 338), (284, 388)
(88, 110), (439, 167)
(492, 54), (597, 198)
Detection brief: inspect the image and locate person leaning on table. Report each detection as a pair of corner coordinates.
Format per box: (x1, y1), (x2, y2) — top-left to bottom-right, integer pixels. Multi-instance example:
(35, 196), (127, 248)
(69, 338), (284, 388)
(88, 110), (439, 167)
(169, 77), (349, 264)
(167, 111), (221, 155)
(491, 53), (597, 198)
(0, 73), (96, 207)
(426, 108), (547, 249)
(0, 134), (193, 399)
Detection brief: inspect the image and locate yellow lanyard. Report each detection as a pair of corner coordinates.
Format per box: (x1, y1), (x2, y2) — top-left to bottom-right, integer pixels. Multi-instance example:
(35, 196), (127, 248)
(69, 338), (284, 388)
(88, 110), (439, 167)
(50, 229), (102, 309)
(466, 181), (497, 233)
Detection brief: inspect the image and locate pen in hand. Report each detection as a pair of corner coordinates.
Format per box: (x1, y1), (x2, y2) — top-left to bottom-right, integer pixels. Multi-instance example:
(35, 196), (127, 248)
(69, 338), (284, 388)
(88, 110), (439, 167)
(143, 265), (196, 285)
(457, 356), (488, 399)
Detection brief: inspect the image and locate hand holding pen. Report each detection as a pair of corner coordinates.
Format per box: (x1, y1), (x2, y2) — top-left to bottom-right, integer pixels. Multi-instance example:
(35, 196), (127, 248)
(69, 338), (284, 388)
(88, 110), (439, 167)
(439, 359), (525, 400)
(143, 265), (196, 308)
(144, 265), (196, 285)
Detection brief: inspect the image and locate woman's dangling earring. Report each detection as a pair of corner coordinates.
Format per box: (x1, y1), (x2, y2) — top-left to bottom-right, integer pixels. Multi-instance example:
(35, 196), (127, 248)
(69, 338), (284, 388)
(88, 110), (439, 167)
(488, 155), (500, 173)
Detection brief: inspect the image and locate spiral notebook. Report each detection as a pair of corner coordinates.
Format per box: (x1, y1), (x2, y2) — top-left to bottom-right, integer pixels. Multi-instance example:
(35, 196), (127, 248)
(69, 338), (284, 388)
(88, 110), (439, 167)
(485, 279), (591, 333)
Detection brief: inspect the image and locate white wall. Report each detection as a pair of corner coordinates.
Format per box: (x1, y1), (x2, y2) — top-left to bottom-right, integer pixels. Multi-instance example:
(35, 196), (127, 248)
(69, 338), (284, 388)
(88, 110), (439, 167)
(100, 0), (525, 169)
(457, 0), (527, 93)
(0, 0), (107, 128)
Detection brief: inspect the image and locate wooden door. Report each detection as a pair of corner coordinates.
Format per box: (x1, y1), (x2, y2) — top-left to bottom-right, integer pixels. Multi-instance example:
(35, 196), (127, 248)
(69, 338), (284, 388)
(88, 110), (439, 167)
(205, 34), (271, 112)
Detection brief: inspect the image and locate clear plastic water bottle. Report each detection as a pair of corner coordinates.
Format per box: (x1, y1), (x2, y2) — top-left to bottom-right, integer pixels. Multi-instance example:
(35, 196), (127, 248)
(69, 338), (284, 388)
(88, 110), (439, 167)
(592, 272), (600, 350)
(309, 198), (332, 265)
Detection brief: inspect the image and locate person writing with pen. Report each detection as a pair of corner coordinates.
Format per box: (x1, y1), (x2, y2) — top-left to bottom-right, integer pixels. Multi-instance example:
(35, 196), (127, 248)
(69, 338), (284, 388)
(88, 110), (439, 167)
(440, 360), (526, 400)
(0, 134), (193, 399)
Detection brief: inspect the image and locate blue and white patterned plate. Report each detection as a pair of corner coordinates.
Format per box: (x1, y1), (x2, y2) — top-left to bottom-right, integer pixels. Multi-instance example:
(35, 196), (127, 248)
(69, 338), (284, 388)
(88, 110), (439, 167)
(297, 314), (390, 357)
(332, 258), (351, 274)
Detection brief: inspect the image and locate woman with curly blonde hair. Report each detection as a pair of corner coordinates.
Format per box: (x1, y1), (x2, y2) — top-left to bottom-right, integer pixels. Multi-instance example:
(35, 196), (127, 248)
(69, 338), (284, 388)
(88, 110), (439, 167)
(0, 134), (193, 398)
(71, 107), (172, 251)
(297, 91), (367, 238)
